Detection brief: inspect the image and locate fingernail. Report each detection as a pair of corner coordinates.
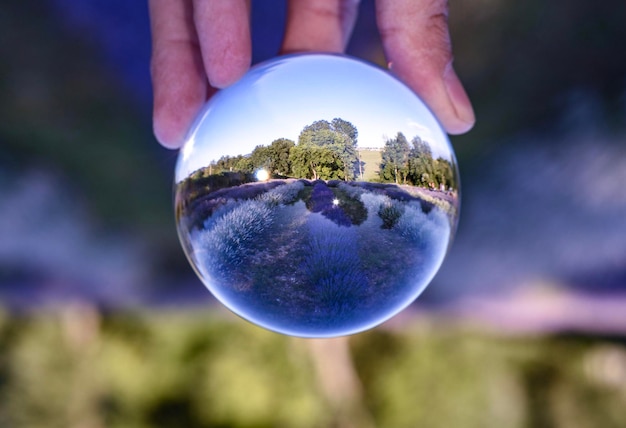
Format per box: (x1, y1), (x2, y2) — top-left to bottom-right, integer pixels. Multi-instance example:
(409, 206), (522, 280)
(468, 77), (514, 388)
(153, 119), (185, 150)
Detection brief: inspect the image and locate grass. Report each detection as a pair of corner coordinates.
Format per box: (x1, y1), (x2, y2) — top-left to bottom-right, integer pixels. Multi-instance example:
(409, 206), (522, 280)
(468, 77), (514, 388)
(1, 307), (625, 428)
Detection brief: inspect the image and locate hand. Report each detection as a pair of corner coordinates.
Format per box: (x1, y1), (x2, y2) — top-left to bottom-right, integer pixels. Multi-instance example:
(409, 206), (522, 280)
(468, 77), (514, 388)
(149, 0), (475, 149)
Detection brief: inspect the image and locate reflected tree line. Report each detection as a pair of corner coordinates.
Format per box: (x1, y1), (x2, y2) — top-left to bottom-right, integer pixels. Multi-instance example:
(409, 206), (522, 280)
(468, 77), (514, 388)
(209, 118), (359, 181)
(193, 118), (457, 191)
(380, 132), (457, 190)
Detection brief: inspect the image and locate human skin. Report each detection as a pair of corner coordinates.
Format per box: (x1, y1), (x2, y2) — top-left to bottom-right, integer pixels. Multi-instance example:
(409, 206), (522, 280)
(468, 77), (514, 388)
(149, 0), (475, 149)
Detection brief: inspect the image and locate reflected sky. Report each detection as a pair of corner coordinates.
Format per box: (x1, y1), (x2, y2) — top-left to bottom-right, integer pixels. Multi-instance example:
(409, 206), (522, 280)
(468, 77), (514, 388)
(177, 54), (451, 182)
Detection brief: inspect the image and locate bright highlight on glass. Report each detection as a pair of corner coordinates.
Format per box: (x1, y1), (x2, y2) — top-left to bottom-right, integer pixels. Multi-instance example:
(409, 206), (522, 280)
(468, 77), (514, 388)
(174, 54), (460, 337)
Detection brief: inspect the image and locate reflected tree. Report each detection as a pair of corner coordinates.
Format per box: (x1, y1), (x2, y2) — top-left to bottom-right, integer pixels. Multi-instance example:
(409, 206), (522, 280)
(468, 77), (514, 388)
(407, 136), (457, 190)
(407, 135), (435, 187)
(267, 138), (295, 176)
(292, 119), (360, 180)
(290, 144), (342, 180)
(380, 132), (411, 184)
(379, 133), (458, 191)
(248, 139), (296, 176)
(249, 144), (270, 170)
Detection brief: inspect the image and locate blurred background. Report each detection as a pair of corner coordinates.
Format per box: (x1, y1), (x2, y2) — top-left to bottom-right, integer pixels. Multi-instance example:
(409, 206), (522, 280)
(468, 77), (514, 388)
(1, 0), (626, 427)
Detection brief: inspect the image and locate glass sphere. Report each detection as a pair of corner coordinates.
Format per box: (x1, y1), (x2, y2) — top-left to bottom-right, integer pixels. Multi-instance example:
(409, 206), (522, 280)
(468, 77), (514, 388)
(175, 53), (460, 337)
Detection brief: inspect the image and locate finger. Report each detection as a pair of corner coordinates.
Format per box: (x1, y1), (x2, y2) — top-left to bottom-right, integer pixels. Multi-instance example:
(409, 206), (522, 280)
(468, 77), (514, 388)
(376, 0), (475, 134)
(282, 0), (361, 53)
(149, 0), (209, 148)
(193, 0), (251, 88)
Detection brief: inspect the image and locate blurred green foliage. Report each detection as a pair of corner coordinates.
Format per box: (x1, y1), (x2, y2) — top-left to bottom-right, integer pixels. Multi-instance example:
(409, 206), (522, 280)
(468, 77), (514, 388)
(0, 306), (625, 428)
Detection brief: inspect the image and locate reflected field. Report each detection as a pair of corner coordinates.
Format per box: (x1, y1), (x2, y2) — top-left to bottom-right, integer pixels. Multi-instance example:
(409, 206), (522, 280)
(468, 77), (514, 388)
(177, 178), (455, 336)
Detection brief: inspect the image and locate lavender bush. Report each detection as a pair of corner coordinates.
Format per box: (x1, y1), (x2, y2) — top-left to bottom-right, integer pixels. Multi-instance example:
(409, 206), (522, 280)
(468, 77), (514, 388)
(302, 214), (367, 314)
(257, 180), (305, 207)
(201, 199), (239, 231)
(360, 193), (389, 217)
(378, 200), (405, 229)
(193, 199), (274, 282)
(394, 203), (449, 253)
(337, 182), (366, 200)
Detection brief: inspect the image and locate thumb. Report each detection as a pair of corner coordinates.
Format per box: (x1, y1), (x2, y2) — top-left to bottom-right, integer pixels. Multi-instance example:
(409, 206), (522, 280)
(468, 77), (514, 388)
(376, 0), (475, 134)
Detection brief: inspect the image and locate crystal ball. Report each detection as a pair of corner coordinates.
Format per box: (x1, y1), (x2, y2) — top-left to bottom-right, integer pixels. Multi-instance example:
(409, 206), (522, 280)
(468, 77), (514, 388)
(175, 54), (460, 337)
